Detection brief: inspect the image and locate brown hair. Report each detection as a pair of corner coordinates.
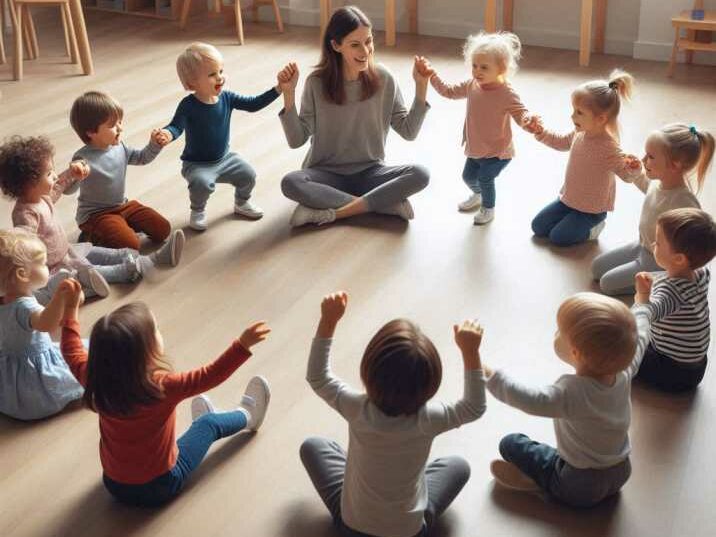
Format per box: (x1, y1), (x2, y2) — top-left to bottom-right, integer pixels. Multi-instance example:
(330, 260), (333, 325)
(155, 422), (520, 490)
(84, 302), (169, 416)
(572, 69), (634, 140)
(557, 293), (637, 376)
(655, 124), (715, 193)
(70, 91), (124, 144)
(360, 319), (442, 416)
(313, 6), (381, 105)
(0, 135), (54, 199)
(658, 208), (716, 270)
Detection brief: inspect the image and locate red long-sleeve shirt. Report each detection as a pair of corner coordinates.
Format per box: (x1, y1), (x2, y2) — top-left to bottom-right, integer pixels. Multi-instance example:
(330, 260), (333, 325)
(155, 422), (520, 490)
(61, 319), (251, 484)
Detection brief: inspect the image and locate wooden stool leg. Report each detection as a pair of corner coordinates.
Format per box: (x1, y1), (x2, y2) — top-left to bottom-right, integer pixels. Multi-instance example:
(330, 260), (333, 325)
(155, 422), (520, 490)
(22, 7), (34, 60)
(593, 0), (606, 54)
(320, 0), (330, 40)
(234, 0), (244, 44)
(61, 4), (71, 58)
(579, 0), (593, 66)
(385, 0), (395, 46)
(179, 0), (191, 29)
(271, 0), (283, 32)
(408, 0), (417, 34)
(63, 3), (79, 65)
(484, 0), (497, 33)
(12, 2), (22, 80)
(26, 6), (38, 59)
(0, 0), (6, 65)
(252, 0), (259, 22)
(686, 29), (695, 63)
(668, 26), (680, 77)
(503, 0), (514, 31)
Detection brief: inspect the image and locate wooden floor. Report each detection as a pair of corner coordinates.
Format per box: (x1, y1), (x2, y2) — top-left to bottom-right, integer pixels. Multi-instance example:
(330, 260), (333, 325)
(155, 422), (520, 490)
(1, 11), (715, 537)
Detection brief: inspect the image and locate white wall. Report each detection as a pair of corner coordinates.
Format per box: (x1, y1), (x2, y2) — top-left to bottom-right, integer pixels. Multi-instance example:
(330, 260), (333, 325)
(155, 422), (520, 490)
(634, 0), (716, 65)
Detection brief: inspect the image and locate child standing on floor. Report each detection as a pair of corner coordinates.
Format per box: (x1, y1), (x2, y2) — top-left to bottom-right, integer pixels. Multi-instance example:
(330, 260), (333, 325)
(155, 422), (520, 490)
(426, 31), (534, 224)
(592, 124), (713, 295)
(300, 292), (486, 537)
(485, 292), (652, 508)
(527, 70), (638, 246)
(634, 208), (716, 392)
(0, 136), (184, 301)
(68, 91), (182, 253)
(156, 42), (284, 231)
(60, 281), (272, 507)
(0, 229), (83, 420)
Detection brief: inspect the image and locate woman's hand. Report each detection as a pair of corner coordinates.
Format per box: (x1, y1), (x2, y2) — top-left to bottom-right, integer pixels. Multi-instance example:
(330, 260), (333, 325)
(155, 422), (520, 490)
(277, 62), (299, 94)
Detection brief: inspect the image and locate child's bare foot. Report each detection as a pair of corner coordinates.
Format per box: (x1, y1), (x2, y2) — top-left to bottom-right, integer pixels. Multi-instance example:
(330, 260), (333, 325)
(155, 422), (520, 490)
(490, 460), (540, 492)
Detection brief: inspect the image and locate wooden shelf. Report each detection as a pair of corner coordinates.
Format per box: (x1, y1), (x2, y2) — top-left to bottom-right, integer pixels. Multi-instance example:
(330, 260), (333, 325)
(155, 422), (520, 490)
(677, 38), (716, 52)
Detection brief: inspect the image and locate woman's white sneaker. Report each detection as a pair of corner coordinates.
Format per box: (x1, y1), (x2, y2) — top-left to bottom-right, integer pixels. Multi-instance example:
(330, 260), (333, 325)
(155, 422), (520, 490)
(290, 205), (336, 227)
(458, 193), (482, 212)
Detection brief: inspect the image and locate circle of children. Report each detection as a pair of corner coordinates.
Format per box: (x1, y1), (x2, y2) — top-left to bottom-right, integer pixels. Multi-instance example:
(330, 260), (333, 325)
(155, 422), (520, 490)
(0, 5), (715, 535)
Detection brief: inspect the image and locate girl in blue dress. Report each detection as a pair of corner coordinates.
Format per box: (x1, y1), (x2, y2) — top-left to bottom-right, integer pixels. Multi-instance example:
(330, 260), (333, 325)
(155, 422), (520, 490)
(0, 228), (83, 420)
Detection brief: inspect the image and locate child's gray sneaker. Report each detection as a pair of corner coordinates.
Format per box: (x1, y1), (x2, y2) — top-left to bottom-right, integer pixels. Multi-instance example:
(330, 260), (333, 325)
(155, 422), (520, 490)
(151, 229), (185, 267)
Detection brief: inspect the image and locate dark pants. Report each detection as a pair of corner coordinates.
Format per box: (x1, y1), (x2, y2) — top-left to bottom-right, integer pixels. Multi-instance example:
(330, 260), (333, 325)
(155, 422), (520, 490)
(499, 433), (631, 508)
(636, 343), (707, 392)
(103, 410), (247, 507)
(531, 199), (607, 246)
(299, 437), (470, 537)
(461, 157), (511, 208)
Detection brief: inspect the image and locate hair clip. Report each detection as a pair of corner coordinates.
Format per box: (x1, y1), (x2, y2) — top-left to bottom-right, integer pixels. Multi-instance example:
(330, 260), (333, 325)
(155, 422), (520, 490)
(689, 125), (698, 136)
(608, 81), (618, 90)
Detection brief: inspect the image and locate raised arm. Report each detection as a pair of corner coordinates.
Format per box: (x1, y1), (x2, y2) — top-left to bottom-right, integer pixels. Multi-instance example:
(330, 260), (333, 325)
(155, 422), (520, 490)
(279, 64), (315, 149)
(429, 73), (470, 100)
(229, 87), (281, 113)
(390, 61), (430, 141)
(59, 279), (89, 385)
(535, 128), (575, 152)
(30, 280), (70, 333)
(51, 160), (89, 203)
(125, 140), (162, 166)
(625, 304), (653, 379)
(487, 370), (569, 418)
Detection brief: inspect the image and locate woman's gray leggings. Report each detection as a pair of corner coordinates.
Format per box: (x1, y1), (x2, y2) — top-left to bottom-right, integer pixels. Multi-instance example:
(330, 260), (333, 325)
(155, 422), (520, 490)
(281, 163), (430, 211)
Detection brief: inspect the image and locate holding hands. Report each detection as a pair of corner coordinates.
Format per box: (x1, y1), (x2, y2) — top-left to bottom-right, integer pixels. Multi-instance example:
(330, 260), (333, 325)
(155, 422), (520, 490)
(413, 56), (435, 82)
(151, 128), (173, 147)
(522, 114), (544, 135)
(239, 321), (272, 350)
(277, 62), (299, 94)
(623, 154), (643, 174)
(634, 272), (653, 304)
(317, 291), (348, 338)
(59, 278), (84, 323)
(68, 159), (90, 181)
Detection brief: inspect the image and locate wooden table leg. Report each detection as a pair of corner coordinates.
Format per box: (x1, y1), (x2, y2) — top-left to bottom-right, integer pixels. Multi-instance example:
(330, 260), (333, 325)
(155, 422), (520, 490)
(234, 1), (244, 44)
(0, 0), (6, 65)
(271, 0), (283, 32)
(385, 0), (395, 46)
(503, 0), (514, 31)
(484, 0), (497, 33)
(12, 0), (22, 79)
(686, 29), (695, 63)
(408, 0), (417, 34)
(579, 0), (593, 66)
(68, 0), (93, 75)
(320, 0), (330, 39)
(593, 0), (606, 54)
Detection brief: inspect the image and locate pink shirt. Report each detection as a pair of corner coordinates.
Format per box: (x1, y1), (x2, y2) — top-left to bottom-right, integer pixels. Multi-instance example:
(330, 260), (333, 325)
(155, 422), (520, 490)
(536, 129), (635, 214)
(12, 172), (84, 273)
(430, 76), (529, 160)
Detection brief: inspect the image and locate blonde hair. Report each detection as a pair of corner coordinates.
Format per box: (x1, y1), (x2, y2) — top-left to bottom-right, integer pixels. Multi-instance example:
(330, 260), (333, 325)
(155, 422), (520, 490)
(653, 123), (714, 193)
(463, 31), (522, 77)
(176, 42), (223, 90)
(572, 69), (634, 139)
(0, 228), (46, 295)
(557, 292), (636, 376)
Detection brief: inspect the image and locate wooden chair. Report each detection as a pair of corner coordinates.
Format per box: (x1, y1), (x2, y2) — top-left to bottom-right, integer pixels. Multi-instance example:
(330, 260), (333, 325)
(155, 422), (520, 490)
(668, 0), (715, 77)
(9, 0), (82, 80)
(0, 0), (6, 65)
(180, 0), (283, 45)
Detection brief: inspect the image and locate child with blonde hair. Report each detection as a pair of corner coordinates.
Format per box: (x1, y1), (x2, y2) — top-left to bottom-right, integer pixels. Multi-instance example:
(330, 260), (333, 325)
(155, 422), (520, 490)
(527, 70), (639, 245)
(157, 42), (288, 231)
(0, 228), (83, 420)
(426, 31), (535, 224)
(634, 208), (716, 392)
(300, 291), (486, 537)
(485, 292), (652, 507)
(0, 136), (182, 301)
(593, 124), (714, 294)
(59, 280), (272, 506)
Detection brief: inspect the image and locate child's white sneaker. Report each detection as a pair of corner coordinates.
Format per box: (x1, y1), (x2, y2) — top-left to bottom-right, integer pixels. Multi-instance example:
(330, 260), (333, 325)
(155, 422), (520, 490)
(458, 193), (482, 212)
(381, 200), (415, 221)
(189, 210), (208, 231)
(290, 205), (336, 227)
(473, 207), (495, 225)
(151, 229), (185, 267)
(490, 460), (540, 492)
(588, 221), (606, 240)
(234, 200), (264, 220)
(191, 394), (216, 421)
(238, 375), (271, 431)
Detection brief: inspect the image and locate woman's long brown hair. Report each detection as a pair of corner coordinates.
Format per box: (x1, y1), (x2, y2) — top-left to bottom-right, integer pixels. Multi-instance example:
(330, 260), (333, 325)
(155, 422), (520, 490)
(313, 6), (381, 105)
(84, 302), (170, 416)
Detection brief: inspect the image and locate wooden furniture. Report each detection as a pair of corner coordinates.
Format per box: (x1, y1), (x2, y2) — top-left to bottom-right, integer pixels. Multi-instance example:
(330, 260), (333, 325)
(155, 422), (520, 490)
(80, 0), (196, 20)
(1, 0), (6, 64)
(319, 0), (417, 46)
(669, 1), (715, 77)
(485, 0), (608, 67)
(9, 0), (92, 80)
(179, 0), (283, 45)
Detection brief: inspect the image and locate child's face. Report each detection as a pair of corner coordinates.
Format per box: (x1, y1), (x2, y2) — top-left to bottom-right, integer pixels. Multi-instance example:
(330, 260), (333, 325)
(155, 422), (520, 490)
(570, 97), (605, 133)
(471, 53), (503, 85)
(191, 59), (226, 98)
(652, 224), (686, 272)
(642, 135), (676, 179)
(24, 158), (57, 200)
(88, 117), (122, 148)
(332, 25), (374, 76)
(15, 252), (49, 293)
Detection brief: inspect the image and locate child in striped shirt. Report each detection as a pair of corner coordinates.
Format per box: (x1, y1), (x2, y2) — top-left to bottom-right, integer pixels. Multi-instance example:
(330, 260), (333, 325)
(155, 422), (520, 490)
(635, 208), (716, 392)
(526, 70), (639, 246)
(426, 32), (535, 225)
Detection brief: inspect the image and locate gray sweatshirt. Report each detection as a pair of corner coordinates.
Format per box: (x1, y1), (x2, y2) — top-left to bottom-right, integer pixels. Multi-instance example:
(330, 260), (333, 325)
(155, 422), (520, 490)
(307, 338), (486, 537)
(280, 63), (429, 175)
(67, 141), (162, 225)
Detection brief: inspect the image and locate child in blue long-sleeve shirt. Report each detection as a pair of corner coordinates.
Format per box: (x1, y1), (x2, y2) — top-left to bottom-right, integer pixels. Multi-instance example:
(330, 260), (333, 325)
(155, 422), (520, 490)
(158, 42), (285, 231)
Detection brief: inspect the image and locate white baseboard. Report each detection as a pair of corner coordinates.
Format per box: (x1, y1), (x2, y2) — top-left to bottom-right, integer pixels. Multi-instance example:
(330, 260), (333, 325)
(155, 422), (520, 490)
(633, 40), (716, 65)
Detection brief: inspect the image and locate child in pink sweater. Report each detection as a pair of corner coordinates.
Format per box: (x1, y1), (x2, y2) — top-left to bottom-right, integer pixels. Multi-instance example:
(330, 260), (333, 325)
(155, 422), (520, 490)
(427, 32), (534, 225)
(527, 70), (639, 246)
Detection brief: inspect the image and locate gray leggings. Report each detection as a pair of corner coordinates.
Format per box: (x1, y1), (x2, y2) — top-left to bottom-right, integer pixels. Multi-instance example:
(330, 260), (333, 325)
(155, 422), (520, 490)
(591, 241), (662, 295)
(182, 152), (256, 211)
(299, 437), (470, 537)
(281, 164), (430, 212)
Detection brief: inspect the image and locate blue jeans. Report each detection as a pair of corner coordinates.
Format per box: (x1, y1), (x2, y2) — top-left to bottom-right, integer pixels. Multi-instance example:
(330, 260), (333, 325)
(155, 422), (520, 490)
(531, 199), (607, 246)
(499, 433), (631, 508)
(103, 410), (247, 507)
(461, 157), (511, 209)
